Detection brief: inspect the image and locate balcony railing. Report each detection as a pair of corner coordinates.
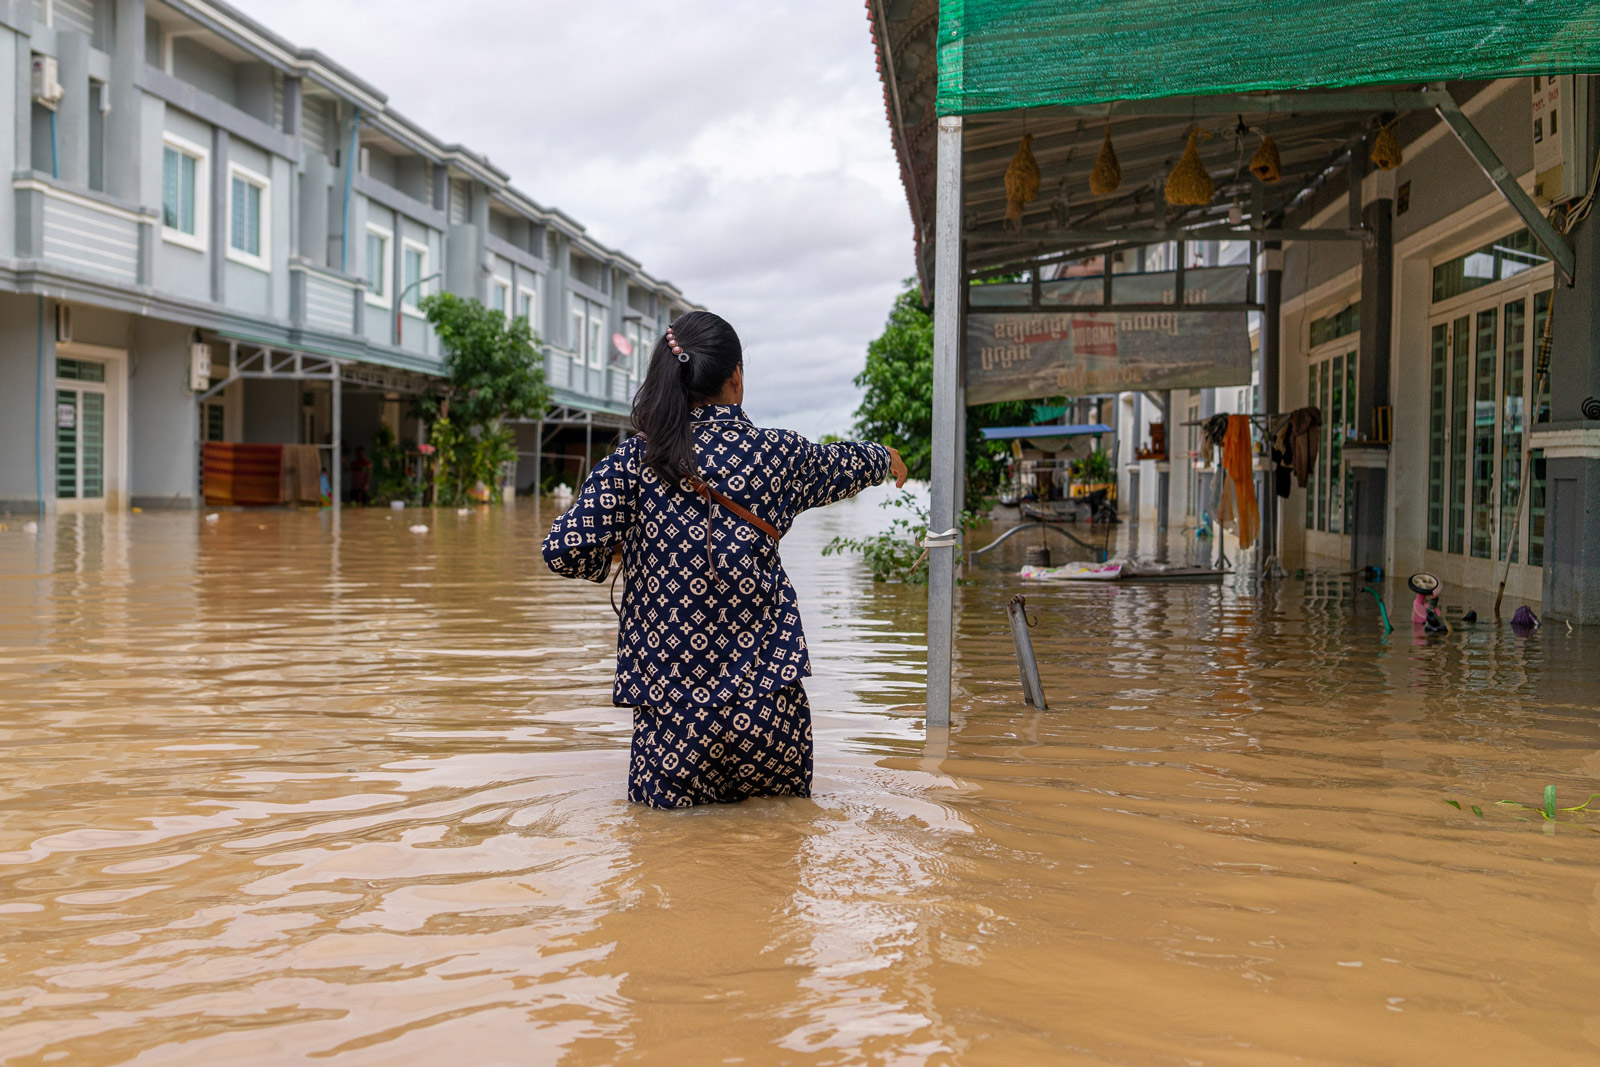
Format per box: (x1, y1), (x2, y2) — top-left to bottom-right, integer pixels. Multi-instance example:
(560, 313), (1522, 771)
(13, 176), (155, 285)
(289, 259), (365, 336)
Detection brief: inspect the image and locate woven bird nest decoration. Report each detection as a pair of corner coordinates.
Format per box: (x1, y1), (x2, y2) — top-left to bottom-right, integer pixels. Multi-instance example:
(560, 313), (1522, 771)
(1089, 128), (1121, 195)
(1371, 122), (1403, 171)
(1165, 129), (1215, 206)
(1249, 134), (1282, 183)
(1004, 134), (1041, 226)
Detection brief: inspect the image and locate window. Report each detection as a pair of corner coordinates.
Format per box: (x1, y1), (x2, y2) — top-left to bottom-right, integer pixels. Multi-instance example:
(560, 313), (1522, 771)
(1470, 307), (1498, 559)
(205, 401), (226, 442)
(1427, 323), (1448, 551)
(402, 240), (428, 315)
(226, 163), (269, 269)
(1308, 303), (1360, 348)
(587, 313), (604, 370)
(1447, 314), (1469, 554)
(1306, 347), (1355, 534)
(570, 300), (587, 362)
(1432, 229), (1549, 303)
(364, 224), (391, 305)
(1427, 287), (1551, 566)
(518, 283), (541, 335)
(491, 276), (511, 316)
(161, 135), (207, 250)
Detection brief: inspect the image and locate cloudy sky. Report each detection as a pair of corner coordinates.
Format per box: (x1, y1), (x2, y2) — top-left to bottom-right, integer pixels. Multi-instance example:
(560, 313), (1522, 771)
(232, 0), (914, 439)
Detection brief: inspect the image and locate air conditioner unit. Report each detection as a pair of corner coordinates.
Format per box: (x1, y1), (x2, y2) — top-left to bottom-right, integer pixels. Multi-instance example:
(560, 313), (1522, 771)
(1532, 75), (1590, 206)
(56, 303), (72, 343)
(189, 343), (213, 393)
(31, 55), (64, 111)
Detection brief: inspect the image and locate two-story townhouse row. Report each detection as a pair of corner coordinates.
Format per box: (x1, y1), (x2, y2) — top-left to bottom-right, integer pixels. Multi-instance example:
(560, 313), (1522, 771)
(0, 0), (696, 514)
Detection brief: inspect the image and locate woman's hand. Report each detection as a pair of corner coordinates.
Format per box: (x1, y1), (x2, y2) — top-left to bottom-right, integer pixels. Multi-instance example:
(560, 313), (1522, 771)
(887, 447), (909, 489)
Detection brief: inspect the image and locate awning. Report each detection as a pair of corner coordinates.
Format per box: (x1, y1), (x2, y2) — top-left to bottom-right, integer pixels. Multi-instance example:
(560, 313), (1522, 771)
(979, 423), (1112, 441)
(936, 0), (1600, 114)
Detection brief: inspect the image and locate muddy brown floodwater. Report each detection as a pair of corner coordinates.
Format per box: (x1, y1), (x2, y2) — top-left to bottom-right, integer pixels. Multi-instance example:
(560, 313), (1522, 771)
(2, 493), (1600, 1066)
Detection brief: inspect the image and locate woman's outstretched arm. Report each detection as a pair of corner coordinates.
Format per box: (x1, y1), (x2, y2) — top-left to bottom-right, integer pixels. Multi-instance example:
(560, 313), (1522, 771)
(792, 438), (905, 512)
(541, 447), (637, 582)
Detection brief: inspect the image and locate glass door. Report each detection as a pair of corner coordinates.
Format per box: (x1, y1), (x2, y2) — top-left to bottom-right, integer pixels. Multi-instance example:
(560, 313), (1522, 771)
(1305, 345), (1356, 536)
(1426, 288), (1550, 568)
(55, 358), (108, 507)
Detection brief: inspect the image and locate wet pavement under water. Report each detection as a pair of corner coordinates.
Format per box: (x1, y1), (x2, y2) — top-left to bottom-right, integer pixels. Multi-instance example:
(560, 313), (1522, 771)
(2, 492), (1599, 1066)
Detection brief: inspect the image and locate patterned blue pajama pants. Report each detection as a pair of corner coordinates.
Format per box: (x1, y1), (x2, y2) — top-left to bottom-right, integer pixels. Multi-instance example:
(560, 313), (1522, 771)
(628, 683), (813, 809)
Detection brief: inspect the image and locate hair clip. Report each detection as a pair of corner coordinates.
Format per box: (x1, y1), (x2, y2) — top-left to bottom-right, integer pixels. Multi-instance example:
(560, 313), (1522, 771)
(667, 326), (688, 362)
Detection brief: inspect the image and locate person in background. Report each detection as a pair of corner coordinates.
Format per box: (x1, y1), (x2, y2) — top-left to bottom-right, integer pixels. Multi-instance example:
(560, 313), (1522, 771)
(349, 446), (373, 506)
(542, 310), (908, 809)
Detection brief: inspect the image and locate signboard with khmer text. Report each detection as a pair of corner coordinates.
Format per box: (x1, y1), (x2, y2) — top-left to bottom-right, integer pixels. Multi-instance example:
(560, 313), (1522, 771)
(965, 265), (1253, 404)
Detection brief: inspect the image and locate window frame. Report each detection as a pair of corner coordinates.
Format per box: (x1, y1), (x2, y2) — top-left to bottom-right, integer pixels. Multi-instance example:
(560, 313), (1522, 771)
(587, 311), (604, 371)
(401, 238), (430, 318)
(517, 282), (541, 334)
(364, 222), (392, 307)
(160, 133), (209, 252)
(225, 161), (271, 271)
(491, 275), (511, 316)
(1306, 332), (1358, 536)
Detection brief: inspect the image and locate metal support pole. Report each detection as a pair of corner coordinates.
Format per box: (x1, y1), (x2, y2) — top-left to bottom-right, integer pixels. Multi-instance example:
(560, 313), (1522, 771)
(926, 114), (964, 730)
(533, 417), (543, 497)
(1260, 242), (1283, 567)
(583, 413), (592, 477)
(330, 370), (342, 509)
(1433, 85), (1575, 282)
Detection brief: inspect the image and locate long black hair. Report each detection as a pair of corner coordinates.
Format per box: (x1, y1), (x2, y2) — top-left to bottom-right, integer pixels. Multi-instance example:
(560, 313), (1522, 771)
(630, 310), (743, 484)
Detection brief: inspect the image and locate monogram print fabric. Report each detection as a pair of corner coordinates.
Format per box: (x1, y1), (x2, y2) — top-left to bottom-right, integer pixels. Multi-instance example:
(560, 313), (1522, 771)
(629, 683), (813, 808)
(542, 404), (890, 709)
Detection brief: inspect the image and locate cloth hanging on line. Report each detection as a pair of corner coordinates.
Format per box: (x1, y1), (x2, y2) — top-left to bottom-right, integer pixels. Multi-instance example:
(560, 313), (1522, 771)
(1287, 406), (1323, 488)
(1221, 414), (1258, 551)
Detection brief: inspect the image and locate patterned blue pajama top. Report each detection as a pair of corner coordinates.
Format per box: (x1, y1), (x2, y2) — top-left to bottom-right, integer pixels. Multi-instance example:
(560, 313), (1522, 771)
(541, 404), (890, 808)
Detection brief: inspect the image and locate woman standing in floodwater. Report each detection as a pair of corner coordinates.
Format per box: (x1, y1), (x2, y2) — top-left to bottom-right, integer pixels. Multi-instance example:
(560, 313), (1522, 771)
(542, 311), (908, 809)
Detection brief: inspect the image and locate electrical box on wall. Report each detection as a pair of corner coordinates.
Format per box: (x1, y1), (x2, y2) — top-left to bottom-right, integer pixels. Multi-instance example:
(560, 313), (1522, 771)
(189, 343), (213, 393)
(1532, 75), (1590, 205)
(30, 55), (64, 110)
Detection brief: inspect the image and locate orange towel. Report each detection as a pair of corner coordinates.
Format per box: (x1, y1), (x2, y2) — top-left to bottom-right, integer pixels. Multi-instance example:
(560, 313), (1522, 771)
(1222, 415), (1258, 551)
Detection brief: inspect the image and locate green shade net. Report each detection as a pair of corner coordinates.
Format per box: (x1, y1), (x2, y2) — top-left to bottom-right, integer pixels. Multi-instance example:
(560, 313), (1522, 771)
(937, 0), (1600, 114)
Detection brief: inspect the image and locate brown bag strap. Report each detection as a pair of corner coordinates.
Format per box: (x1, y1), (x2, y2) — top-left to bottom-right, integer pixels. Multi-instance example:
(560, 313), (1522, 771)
(688, 477), (782, 542)
(610, 476), (779, 618)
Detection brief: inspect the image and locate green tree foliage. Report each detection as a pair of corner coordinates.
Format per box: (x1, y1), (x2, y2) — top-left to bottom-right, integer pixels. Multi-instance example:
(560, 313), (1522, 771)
(851, 280), (1042, 508)
(822, 490), (984, 584)
(418, 292), (549, 504)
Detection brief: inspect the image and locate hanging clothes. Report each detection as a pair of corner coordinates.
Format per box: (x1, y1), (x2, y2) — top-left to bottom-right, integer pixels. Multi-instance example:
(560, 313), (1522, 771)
(1287, 406), (1323, 488)
(1221, 414), (1258, 551)
(1270, 417), (1293, 499)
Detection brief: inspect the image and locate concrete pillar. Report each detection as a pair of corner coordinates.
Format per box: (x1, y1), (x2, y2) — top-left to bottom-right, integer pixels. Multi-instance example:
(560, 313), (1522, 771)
(1350, 190), (1394, 573)
(1157, 389), (1171, 531)
(282, 76), (301, 138)
(299, 149), (330, 268)
(54, 31), (89, 186)
(210, 127), (228, 302)
(1260, 242), (1284, 566)
(469, 181), (490, 302)
(106, 0), (144, 204)
(1536, 169), (1600, 622)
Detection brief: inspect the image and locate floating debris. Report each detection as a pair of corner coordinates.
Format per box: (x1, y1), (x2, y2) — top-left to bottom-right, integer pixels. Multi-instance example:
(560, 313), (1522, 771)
(409, 524), (429, 534)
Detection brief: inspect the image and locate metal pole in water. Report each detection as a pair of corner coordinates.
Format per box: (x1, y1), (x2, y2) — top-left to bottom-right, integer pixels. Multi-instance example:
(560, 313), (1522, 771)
(1007, 595), (1047, 709)
(331, 369), (342, 510)
(926, 114), (964, 729)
